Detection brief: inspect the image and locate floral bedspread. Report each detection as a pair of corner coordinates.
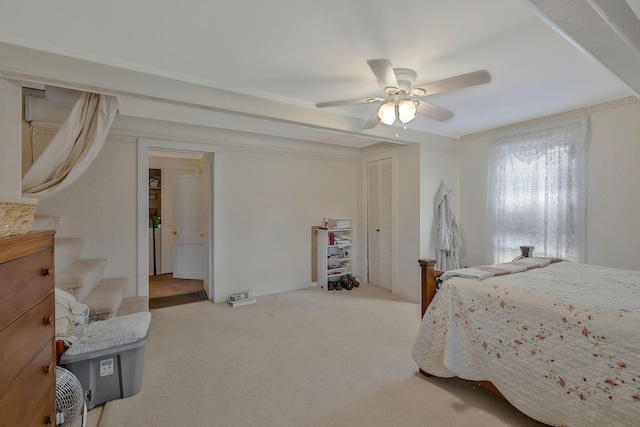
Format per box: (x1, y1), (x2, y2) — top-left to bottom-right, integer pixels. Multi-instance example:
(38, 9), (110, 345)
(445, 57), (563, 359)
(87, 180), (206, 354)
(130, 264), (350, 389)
(412, 261), (640, 427)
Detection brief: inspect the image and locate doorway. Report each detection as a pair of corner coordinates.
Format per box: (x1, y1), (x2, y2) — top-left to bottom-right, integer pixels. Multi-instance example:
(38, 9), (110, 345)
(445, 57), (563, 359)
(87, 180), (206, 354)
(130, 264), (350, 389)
(137, 138), (222, 303)
(147, 150), (209, 308)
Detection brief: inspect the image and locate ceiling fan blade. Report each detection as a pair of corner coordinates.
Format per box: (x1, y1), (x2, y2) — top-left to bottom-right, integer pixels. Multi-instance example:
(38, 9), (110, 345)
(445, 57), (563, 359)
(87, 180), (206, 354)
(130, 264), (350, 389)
(316, 97), (384, 108)
(362, 111), (381, 129)
(413, 70), (491, 97)
(416, 101), (454, 121)
(367, 59), (399, 92)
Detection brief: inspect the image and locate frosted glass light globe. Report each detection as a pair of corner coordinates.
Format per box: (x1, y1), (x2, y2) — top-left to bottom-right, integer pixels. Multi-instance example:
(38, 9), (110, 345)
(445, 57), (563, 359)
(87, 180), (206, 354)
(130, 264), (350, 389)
(378, 101), (396, 125)
(398, 99), (417, 124)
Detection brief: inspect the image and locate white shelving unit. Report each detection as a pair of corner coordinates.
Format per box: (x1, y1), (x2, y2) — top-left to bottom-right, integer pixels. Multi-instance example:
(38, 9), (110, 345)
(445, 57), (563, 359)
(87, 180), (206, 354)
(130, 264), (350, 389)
(317, 218), (354, 290)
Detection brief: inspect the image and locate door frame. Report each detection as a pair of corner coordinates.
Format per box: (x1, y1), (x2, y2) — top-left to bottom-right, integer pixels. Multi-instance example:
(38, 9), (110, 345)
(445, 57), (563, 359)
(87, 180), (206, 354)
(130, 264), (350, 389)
(137, 138), (223, 302)
(361, 151), (398, 294)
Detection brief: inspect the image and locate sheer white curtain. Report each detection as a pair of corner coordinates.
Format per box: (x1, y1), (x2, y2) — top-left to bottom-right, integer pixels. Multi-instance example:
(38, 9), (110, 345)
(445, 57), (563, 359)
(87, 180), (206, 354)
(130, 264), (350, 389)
(487, 116), (588, 263)
(22, 92), (118, 199)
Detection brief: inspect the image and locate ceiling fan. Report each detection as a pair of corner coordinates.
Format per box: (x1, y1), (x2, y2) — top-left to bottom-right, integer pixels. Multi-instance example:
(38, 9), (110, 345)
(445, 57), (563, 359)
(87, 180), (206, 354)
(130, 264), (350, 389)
(316, 59), (491, 129)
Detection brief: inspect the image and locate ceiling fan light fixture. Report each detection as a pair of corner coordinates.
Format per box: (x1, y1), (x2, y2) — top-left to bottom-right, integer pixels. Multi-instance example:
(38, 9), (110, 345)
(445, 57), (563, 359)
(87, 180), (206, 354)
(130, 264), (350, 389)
(398, 99), (417, 124)
(315, 59), (490, 130)
(378, 101), (396, 125)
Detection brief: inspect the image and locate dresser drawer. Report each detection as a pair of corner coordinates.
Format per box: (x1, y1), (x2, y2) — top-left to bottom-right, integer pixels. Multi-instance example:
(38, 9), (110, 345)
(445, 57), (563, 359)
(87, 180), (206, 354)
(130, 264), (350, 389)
(0, 341), (56, 427)
(0, 247), (54, 329)
(24, 385), (56, 427)
(0, 294), (54, 395)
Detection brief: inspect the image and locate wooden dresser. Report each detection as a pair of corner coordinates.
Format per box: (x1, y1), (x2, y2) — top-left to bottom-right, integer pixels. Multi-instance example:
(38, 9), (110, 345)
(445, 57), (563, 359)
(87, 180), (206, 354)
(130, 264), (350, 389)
(0, 231), (56, 426)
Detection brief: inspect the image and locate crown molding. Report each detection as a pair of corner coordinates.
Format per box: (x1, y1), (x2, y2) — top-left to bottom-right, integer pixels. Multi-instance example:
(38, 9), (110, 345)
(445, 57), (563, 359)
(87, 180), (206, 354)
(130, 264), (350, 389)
(30, 123), (360, 164)
(461, 97), (638, 141)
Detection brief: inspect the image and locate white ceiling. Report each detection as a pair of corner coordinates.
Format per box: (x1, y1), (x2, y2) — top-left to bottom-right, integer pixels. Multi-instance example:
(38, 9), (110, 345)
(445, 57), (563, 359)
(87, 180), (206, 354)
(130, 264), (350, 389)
(0, 0), (635, 145)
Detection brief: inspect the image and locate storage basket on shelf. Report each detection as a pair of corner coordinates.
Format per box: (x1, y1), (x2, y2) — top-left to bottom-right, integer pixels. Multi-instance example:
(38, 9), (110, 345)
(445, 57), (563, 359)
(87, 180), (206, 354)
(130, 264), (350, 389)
(0, 195), (38, 237)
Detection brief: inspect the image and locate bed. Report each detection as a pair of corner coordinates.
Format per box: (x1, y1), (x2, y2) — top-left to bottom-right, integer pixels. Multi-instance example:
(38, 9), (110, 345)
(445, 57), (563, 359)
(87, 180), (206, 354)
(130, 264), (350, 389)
(413, 253), (640, 427)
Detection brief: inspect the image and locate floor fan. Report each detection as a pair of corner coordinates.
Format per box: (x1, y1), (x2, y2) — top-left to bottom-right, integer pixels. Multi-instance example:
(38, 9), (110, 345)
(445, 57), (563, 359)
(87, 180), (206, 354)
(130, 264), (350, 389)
(56, 366), (87, 427)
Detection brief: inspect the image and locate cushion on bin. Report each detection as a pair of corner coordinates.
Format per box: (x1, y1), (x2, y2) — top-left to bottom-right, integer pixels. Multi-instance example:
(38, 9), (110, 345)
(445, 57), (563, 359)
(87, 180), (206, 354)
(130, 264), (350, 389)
(64, 311), (151, 356)
(55, 288), (90, 343)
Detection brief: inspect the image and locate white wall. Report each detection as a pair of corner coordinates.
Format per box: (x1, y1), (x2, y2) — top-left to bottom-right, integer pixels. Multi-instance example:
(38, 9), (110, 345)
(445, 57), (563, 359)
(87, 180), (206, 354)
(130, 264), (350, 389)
(29, 100), (360, 299)
(419, 144), (460, 263)
(221, 149), (358, 295)
(0, 79), (22, 196)
(396, 145), (421, 302)
(585, 100), (640, 269)
(457, 134), (490, 267)
(459, 98), (640, 271)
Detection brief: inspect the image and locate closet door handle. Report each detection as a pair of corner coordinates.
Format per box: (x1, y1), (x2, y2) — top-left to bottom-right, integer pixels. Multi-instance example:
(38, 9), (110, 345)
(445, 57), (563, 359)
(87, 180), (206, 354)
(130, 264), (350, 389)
(44, 362), (54, 374)
(42, 267), (51, 276)
(43, 315), (52, 325)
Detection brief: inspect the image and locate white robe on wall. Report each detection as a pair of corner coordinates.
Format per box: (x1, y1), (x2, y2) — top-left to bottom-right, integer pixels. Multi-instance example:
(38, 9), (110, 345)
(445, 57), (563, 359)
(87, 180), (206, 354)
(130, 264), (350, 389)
(435, 180), (461, 271)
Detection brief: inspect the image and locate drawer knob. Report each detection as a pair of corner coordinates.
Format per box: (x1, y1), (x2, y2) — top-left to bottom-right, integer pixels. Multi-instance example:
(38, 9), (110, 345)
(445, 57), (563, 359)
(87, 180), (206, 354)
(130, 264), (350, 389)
(45, 414), (52, 425)
(42, 268), (51, 276)
(43, 315), (52, 325)
(44, 362), (54, 374)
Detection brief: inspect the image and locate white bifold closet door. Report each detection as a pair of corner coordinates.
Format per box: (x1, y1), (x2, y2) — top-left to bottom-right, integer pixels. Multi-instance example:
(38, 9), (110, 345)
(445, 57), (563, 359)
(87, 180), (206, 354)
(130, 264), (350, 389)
(367, 158), (392, 290)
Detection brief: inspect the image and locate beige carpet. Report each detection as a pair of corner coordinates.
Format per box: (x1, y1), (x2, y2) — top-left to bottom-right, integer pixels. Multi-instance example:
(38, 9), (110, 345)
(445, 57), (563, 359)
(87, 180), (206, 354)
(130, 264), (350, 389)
(99, 283), (546, 427)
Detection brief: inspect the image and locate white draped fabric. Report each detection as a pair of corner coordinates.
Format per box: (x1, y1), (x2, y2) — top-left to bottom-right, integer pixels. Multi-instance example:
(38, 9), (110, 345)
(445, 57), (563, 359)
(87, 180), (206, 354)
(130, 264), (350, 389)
(487, 116), (588, 264)
(22, 92), (119, 199)
(435, 180), (461, 270)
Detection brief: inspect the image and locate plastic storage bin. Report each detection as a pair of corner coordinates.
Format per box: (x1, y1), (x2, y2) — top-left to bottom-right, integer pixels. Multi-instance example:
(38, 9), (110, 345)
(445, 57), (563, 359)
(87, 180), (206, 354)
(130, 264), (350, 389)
(60, 333), (148, 409)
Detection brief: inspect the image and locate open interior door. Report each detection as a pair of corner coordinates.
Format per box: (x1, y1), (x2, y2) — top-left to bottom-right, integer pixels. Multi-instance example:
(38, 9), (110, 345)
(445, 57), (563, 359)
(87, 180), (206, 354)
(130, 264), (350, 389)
(172, 174), (205, 280)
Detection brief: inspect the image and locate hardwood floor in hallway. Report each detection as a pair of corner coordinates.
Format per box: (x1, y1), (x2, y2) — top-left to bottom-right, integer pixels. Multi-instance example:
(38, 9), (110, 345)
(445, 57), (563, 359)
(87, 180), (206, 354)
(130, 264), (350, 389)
(149, 274), (207, 309)
(149, 273), (204, 298)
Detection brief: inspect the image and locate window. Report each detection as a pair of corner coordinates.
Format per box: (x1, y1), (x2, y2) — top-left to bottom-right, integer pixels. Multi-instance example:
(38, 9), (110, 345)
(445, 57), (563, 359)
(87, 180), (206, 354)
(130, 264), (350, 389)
(487, 116), (588, 263)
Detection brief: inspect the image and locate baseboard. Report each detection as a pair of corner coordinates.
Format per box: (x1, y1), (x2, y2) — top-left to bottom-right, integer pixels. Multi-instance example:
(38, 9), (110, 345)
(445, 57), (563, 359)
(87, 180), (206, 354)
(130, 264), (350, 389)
(219, 282), (317, 302)
(393, 289), (420, 304)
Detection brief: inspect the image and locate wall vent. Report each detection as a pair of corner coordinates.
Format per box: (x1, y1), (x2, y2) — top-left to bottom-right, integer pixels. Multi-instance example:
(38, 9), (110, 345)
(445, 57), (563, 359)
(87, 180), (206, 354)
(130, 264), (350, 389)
(22, 87), (45, 99)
